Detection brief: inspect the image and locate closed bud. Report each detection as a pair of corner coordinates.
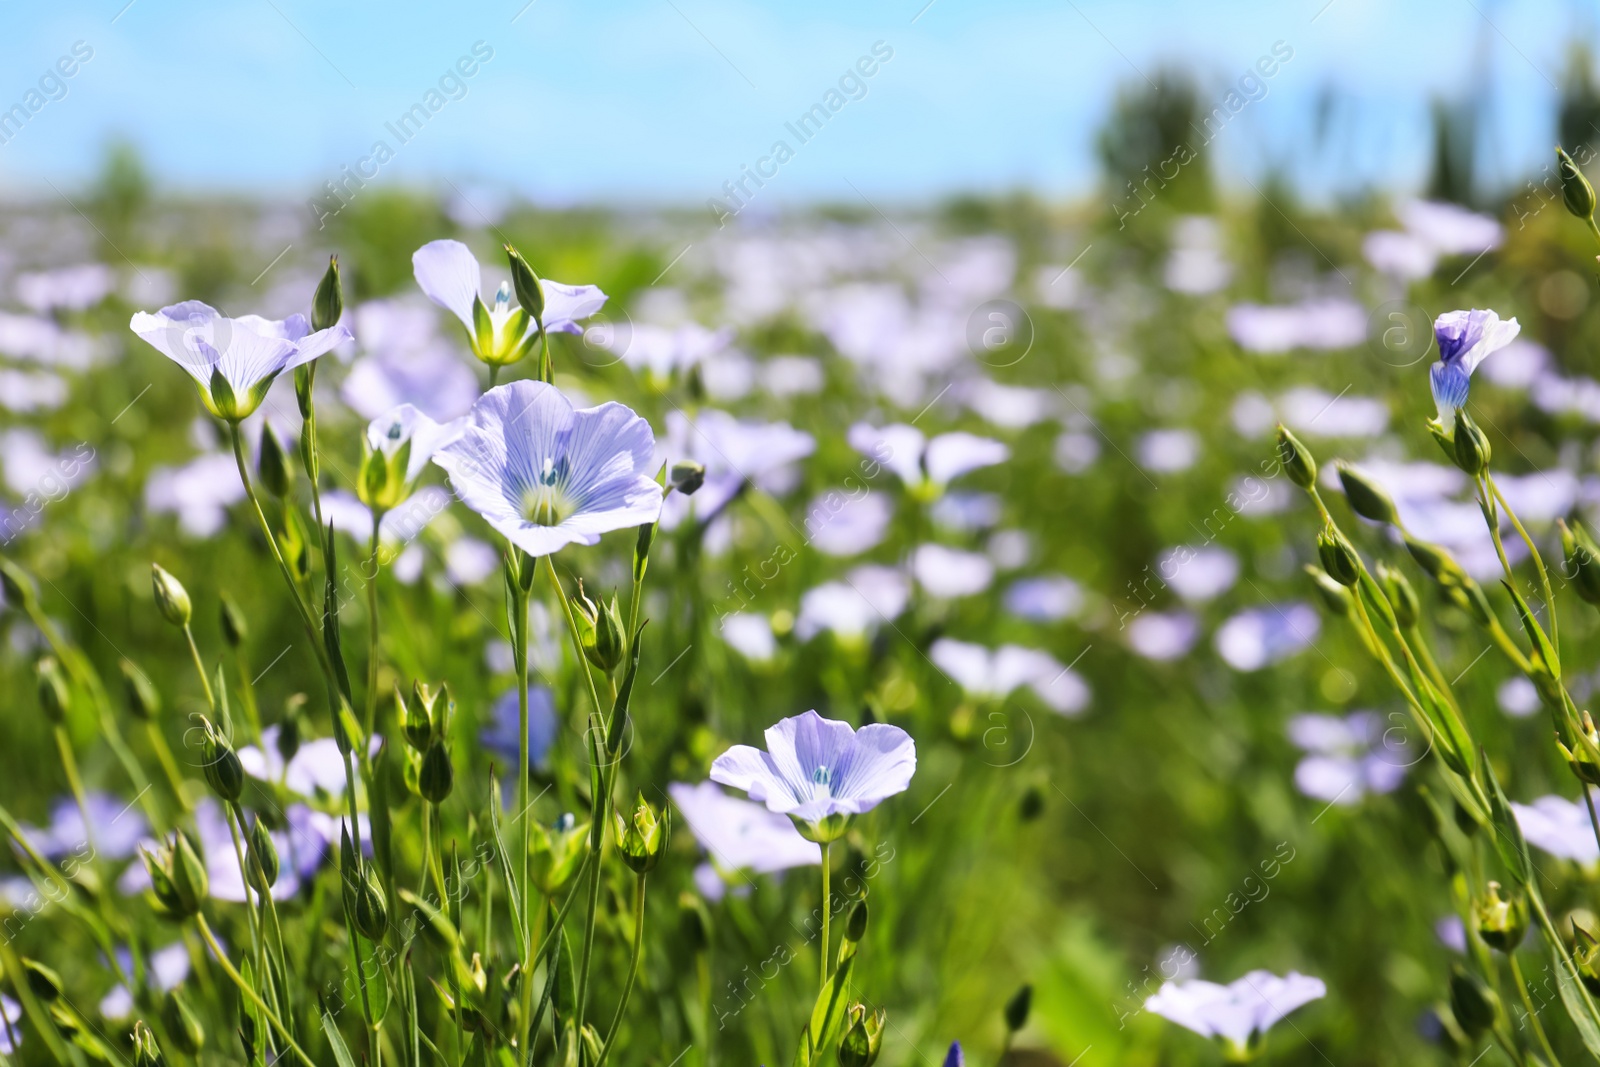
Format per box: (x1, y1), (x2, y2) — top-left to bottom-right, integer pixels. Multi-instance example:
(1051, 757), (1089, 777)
(572, 582), (625, 673)
(120, 658), (161, 721)
(1448, 966), (1499, 1037)
(530, 814), (589, 895)
(1018, 785), (1045, 821)
(838, 1003), (886, 1067)
(150, 563), (191, 627)
(614, 793), (670, 874)
(23, 958), (62, 1001)
(1475, 881), (1530, 952)
(277, 696), (305, 763)
(171, 832), (209, 915)
(217, 594), (247, 649)
(1453, 409), (1490, 476)
(293, 363), (317, 421)
(1558, 710), (1600, 786)
(162, 990), (205, 1055)
(679, 891), (712, 951)
(670, 460), (706, 496)
(1275, 424), (1316, 490)
(358, 440), (392, 510)
(312, 255), (343, 332)
(131, 1020), (165, 1067)
(1303, 565), (1351, 616)
(1316, 527), (1360, 587)
(1559, 146), (1597, 220)
(1575, 919), (1600, 995)
(1376, 562), (1420, 629)
(504, 244), (545, 325)
(36, 656), (70, 725)
(1004, 983), (1033, 1032)
(247, 817), (280, 892)
(354, 866), (389, 942)
(399, 684), (431, 750)
(1563, 520), (1600, 606)
(1404, 537), (1456, 582)
(0, 557), (38, 610)
(846, 899), (869, 942)
(258, 424), (293, 498)
(201, 718), (244, 802)
(1337, 462), (1397, 525)
(419, 739), (454, 803)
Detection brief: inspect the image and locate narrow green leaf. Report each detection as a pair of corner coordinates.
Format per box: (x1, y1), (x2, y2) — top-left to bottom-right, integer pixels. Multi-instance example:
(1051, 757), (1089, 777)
(487, 779), (526, 950)
(806, 952), (856, 1060)
(1555, 943), (1600, 1059)
(1501, 579), (1561, 680)
(1478, 747), (1532, 885)
(321, 1006), (360, 1067)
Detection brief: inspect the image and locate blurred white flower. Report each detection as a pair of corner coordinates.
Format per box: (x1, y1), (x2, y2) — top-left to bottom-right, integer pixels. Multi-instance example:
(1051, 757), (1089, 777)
(1215, 603), (1320, 671)
(657, 409), (815, 531)
(1287, 711), (1410, 804)
(1145, 971), (1326, 1056)
(929, 637), (1088, 715)
(668, 780), (819, 897)
(1511, 795), (1600, 863)
(1497, 675), (1541, 719)
(1126, 611), (1199, 661)
(1137, 429), (1199, 473)
(1004, 575), (1081, 621)
(1225, 299), (1365, 354)
(912, 543), (995, 598)
(795, 564), (909, 641)
(16, 263), (114, 312)
(1159, 545), (1239, 601)
(805, 490), (893, 557)
(848, 422), (1009, 496)
(720, 612), (777, 661)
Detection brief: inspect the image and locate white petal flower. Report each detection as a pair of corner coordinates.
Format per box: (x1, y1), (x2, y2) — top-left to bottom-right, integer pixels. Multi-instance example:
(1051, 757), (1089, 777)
(1146, 971), (1326, 1054)
(366, 403), (469, 486)
(432, 381), (663, 558)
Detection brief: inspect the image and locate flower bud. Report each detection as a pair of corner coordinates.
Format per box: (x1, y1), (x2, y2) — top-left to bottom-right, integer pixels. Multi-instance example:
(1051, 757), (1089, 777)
(312, 255), (343, 333)
(1337, 463), (1397, 525)
(258, 424), (293, 498)
(838, 1004), (886, 1067)
(504, 244), (544, 326)
(1453, 409), (1490, 476)
(530, 814), (589, 895)
(36, 656), (70, 725)
(1575, 919), (1600, 995)
(1448, 966), (1499, 1037)
(247, 817), (280, 893)
(845, 899), (869, 943)
(1004, 984), (1032, 1032)
(354, 867), (389, 942)
(399, 684), (430, 750)
(1475, 881), (1530, 952)
(635, 522), (655, 585)
(1303, 565), (1351, 616)
(217, 594), (248, 650)
(150, 563), (191, 627)
(1404, 537), (1456, 582)
(419, 739), (454, 803)
(293, 363), (317, 422)
(1559, 146), (1597, 220)
(23, 958), (62, 1001)
(201, 719), (244, 802)
(277, 696), (305, 764)
(1563, 520), (1600, 606)
(1275, 424), (1316, 490)
(670, 460), (706, 496)
(572, 582), (625, 673)
(144, 833), (208, 919)
(1316, 527), (1360, 587)
(1558, 710), (1600, 786)
(1376, 562), (1419, 629)
(131, 1020), (165, 1067)
(614, 794), (669, 874)
(120, 658), (161, 721)
(0, 557), (38, 610)
(162, 990), (205, 1055)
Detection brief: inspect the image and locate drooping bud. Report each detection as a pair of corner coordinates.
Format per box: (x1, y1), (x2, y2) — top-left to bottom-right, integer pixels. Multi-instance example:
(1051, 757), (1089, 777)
(121, 658), (161, 721)
(131, 1020), (165, 1067)
(1559, 146), (1597, 221)
(1316, 527), (1360, 587)
(614, 794), (669, 874)
(1337, 463), (1398, 525)
(247, 817), (280, 892)
(1018, 785), (1045, 821)
(1453, 409), (1490, 476)
(1303, 565), (1351, 616)
(1003, 983), (1033, 1032)
(669, 460), (706, 496)
(277, 696), (305, 764)
(1475, 881), (1530, 953)
(838, 1003), (886, 1067)
(201, 718), (244, 802)
(162, 990), (205, 1054)
(419, 739), (454, 804)
(151, 563), (192, 627)
(572, 582), (624, 673)
(1376, 562), (1419, 629)
(1563, 520), (1600, 606)
(36, 656), (70, 724)
(1275, 424), (1316, 490)
(1404, 537), (1456, 582)
(1448, 966), (1499, 1037)
(312, 255), (343, 333)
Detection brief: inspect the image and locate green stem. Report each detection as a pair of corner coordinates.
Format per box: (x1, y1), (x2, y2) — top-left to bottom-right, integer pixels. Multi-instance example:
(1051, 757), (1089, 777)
(364, 514), (383, 737)
(820, 841), (832, 988)
(1508, 952), (1562, 1067)
(488, 364), (500, 388)
(224, 803), (272, 1027)
(182, 623), (217, 712)
(594, 874), (648, 1067)
(196, 914), (319, 1067)
(52, 725), (92, 852)
(1490, 475), (1558, 654)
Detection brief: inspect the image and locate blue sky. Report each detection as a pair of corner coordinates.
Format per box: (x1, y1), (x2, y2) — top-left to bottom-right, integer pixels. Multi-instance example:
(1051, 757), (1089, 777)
(0, 0), (1591, 207)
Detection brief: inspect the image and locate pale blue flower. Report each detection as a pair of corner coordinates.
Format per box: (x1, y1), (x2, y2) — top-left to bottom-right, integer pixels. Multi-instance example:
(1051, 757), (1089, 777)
(432, 381), (663, 557)
(1145, 971), (1326, 1058)
(482, 686), (558, 770)
(129, 301), (351, 419)
(367, 404), (468, 487)
(710, 710), (916, 832)
(1429, 309), (1520, 424)
(668, 780), (820, 890)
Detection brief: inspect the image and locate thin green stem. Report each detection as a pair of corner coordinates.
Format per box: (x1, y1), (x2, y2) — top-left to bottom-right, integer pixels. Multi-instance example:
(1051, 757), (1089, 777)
(488, 364), (500, 388)
(224, 803), (272, 1025)
(52, 726), (92, 852)
(196, 914), (318, 1067)
(182, 624), (217, 712)
(364, 514), (383, 737)
(594, 874), (648, 1067)
(1490, 476), (1558, 652)
(1508, 952), (1561, 1067)
(820, 841), (832, 988)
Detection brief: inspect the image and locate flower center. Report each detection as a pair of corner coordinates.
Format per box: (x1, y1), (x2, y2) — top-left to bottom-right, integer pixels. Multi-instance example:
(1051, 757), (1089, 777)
(520, 456), (574, 526)
(495, 281), (512, 311)
(811, 765), (831, 788)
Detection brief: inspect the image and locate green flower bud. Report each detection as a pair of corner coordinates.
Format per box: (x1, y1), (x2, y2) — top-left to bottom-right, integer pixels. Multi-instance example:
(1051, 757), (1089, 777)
(1004, 983), (1033, 1032)
(419, 739), (454, 804)
(1302, 564), (1351, 616)
(1475, 881), (1530, 953)
(1453, 409), (1490, 477)
(120, 658), (160, 721)
(1558, 710), (1600, 786)
(1316, 527), (1360, 587)
(247, 817), (280, 893)
(23, 958), (62, 1001)
(634, 522), (655, 585)
(1448, 966), (1499, 1037)
(277, 696), (305, 764)
(572, 582), (625, 673)
(1274, 424), (1316, 490)
(504, 244), (545, 326)
(201, 719), (244, 802)
(312, 255), (343, 332)
(1404, 537), (1456, 582)
(669, 460), (706, 496)
(218, 594), (248, 649)
(1376, 562), (1419, 629)
(150, 563), (191, 627)
(846, 899), (869, 942)
(293, 362), (317, 422)
(1336, 462), (1397, 525)
(258, 423), (292, 498)
(131, 1020), (165, 1067)
(171, 832), (209, 914)
(353, 866), (389, 942)
(0, 557), (38, 610)
(162, 990), (205, 1055)
(397, 684), (428, 750)
(838, 1004), (886, 1067)
(530, 814), (590, 895)
(1575, 919), (1600, 995)
(1559, 146), (1597, 220)
(36, 656), (70, 725)
(614, 794), (670, 874)
(1018, 785), (1045, 821)
(1563, 520), (1600, 606)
